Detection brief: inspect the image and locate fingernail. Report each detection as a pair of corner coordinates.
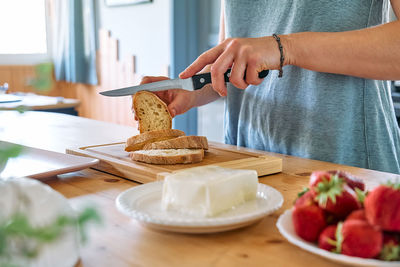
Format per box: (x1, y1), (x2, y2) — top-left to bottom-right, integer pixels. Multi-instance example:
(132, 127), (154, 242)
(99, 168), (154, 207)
(179, 71), (187, 78)
(170, 108), (176, 117)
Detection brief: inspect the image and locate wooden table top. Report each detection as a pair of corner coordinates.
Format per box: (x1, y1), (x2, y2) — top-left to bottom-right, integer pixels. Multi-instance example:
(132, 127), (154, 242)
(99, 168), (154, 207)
(0, 110), (398, 267)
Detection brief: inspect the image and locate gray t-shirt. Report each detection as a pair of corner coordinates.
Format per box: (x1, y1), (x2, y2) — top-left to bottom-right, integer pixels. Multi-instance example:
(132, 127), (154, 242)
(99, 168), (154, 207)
(224, 0), (400, 174)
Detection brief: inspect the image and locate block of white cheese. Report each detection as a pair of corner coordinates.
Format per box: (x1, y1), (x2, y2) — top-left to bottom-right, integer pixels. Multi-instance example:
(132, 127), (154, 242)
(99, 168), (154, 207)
(161, 165), (258, 217)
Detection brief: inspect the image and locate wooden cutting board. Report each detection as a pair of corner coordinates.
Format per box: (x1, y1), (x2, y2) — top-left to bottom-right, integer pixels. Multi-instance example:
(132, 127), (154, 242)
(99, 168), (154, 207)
(66, 141), (282, 184)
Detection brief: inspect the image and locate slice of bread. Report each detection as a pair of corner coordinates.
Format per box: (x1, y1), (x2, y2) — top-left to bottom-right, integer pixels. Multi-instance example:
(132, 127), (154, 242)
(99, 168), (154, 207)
(125, 129), (185, 152)
(133, 91), (172, 133)
(142, 136), (209, 150)
(131, 149), (204, 164)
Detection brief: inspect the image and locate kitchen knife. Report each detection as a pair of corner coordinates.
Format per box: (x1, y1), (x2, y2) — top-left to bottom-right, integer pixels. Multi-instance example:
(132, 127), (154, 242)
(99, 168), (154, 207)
(99, 69), (269, 97)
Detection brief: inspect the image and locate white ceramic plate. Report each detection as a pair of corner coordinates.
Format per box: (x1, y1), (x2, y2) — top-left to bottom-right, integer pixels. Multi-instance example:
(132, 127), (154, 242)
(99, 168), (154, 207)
(276, 209), (400, 267)
(0, 141), (99, 179)
(116, 181), (284, 234)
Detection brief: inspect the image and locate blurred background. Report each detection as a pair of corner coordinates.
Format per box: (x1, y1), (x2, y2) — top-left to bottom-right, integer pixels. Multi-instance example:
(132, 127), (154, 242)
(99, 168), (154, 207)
(0, 0), (225, 142)
(0, 0), (398, 142)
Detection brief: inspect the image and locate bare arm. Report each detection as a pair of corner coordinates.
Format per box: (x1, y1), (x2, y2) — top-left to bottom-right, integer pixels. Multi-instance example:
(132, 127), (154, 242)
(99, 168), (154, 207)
(392, 0), (400, 19)
(285, 16), (400, 80)
(181, 1), (400, 96)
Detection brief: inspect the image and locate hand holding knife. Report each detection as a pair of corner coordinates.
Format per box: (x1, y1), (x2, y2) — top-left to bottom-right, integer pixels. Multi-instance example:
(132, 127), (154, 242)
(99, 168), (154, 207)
(99, 69), (269, 97)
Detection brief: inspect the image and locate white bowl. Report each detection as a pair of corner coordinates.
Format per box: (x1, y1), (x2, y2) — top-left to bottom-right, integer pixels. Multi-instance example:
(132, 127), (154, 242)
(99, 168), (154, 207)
(276, 209), (400, 267)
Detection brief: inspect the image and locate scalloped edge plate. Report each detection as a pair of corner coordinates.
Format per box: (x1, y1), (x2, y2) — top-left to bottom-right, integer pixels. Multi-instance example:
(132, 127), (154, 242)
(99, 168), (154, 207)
(276, 209), (400, 267)
(116, 181), (283, 234)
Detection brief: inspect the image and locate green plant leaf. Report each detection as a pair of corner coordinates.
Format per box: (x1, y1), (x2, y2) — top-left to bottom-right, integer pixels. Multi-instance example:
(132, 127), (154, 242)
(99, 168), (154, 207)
(0, 207), (101, 263)
(15, 105), (30, 114)
(0, 230), (6, 256)
(27, 62), (53, 93)
(77, 207), (102, 243)
(0, 144), (23, 165)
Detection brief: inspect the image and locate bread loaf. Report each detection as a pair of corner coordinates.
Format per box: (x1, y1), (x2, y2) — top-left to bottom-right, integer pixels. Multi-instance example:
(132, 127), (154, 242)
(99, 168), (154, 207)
(142, 136), (209, 150)
(131, 149), (204, 164)
(125, 129), (185, 152)
(129, 91), (208, 165)
(133, 91), (172, 133)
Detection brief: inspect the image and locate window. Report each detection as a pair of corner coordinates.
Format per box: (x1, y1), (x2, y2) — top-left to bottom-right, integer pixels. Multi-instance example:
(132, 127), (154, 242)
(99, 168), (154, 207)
(0, 0), (49, 65)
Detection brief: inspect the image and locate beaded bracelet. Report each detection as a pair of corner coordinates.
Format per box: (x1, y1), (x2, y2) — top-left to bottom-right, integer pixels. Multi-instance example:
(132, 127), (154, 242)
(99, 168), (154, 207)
(272, 34), (284, 78)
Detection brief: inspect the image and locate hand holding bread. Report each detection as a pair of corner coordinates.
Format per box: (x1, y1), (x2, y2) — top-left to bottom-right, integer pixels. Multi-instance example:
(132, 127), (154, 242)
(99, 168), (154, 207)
(136, 76), (198, 118)
(129, 90), (208, 165)
(132, 91), (172, 133)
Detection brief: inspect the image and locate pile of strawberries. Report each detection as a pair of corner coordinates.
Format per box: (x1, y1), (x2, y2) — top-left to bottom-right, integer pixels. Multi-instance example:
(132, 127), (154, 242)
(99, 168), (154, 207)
(292, 170), (400, 260)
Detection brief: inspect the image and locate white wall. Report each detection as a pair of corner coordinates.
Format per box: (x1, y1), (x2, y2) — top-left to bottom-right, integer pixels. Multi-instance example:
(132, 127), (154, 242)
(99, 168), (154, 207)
(197, 98), (225, 142)
(96, 0), (171, 77)
(97, 0), (226, 142)
(197, 0), (224, 143)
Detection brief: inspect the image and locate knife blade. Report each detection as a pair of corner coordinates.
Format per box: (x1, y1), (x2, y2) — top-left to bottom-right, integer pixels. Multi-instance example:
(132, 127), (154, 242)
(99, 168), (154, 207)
(100, 69), (269, 97)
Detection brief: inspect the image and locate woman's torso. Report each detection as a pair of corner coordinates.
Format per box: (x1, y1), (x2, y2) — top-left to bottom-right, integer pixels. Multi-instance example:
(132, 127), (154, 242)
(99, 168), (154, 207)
(224, 0), (400, 173)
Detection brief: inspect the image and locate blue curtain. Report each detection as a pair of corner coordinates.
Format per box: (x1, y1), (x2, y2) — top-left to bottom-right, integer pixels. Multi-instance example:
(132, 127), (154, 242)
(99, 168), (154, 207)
(170, 0), (199, 135)
(51, 0), (98, 85)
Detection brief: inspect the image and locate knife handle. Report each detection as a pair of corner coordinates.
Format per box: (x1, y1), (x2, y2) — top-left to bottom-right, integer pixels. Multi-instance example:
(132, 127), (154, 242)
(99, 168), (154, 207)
(191, 69), (269, 90)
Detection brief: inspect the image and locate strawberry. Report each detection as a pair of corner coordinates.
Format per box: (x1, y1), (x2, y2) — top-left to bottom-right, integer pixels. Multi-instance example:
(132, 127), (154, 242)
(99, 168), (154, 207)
(295, 187), (310, 204)
(292, 190), (327, 242)
(337, 220), (383, 258)
(346, 209), (366, 222)
(309, 172), (361, 218)
(310, 170), (365, 191)
(309, 171), (333, 189)
(327, 170), (365, 191)
(364, 182), (400, 231)
(380, 233), (400, 261)
(318, 225), (337, 252)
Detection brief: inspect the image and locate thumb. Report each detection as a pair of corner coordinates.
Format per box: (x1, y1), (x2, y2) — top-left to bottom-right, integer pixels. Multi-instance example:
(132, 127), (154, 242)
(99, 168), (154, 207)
(166, 90), (195, 117)
(168, 97), (187, 117)
(167, 105), (177, 118)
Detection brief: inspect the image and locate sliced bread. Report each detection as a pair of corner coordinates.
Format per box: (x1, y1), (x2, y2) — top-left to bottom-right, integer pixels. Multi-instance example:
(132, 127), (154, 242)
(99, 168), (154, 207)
(131, 149), (204, 165)
(142, 136), (209, 150)
(133, 91), (172, 133)
(125, 129), (185, 152)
